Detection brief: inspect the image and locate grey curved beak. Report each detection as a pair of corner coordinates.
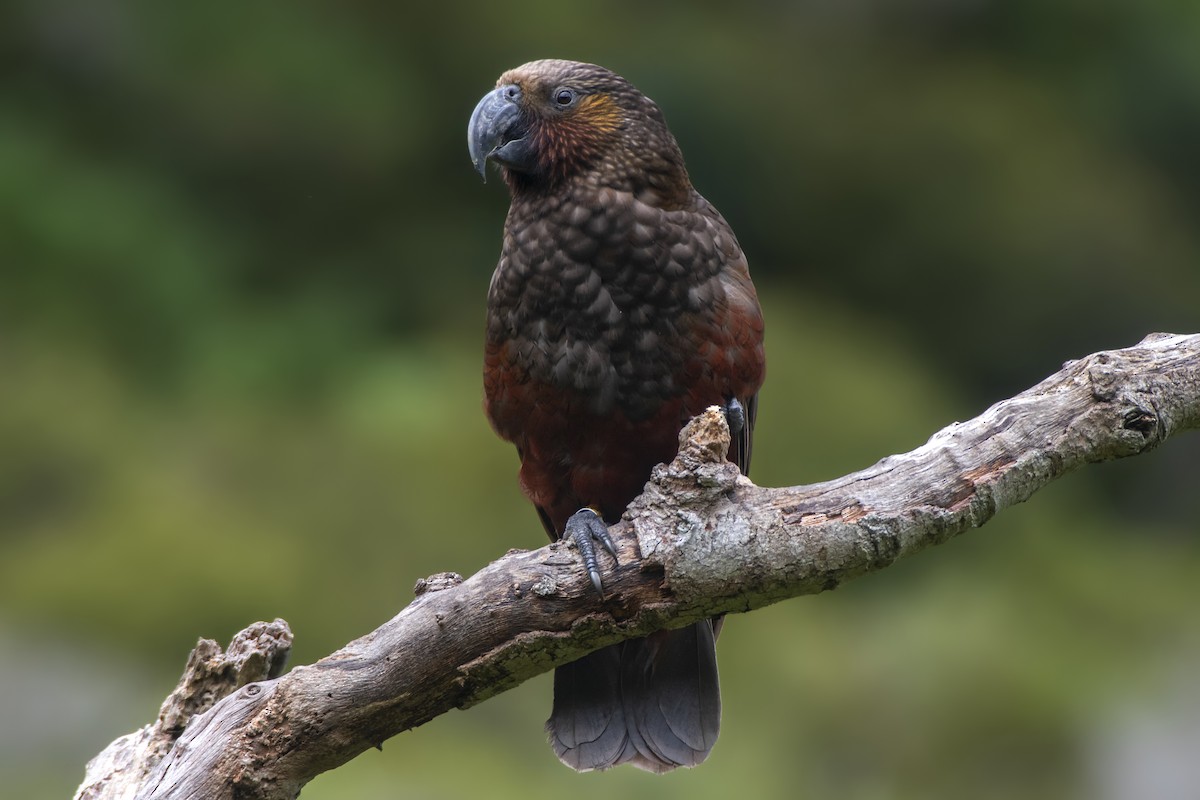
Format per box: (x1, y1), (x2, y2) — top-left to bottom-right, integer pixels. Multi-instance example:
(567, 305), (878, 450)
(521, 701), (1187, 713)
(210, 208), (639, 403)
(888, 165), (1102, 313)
(468, 85), (524, 183)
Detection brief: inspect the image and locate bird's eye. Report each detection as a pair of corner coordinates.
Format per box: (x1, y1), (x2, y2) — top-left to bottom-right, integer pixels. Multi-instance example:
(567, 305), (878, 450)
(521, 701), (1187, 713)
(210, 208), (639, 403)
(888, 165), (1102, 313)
(552, 87), (577, 108)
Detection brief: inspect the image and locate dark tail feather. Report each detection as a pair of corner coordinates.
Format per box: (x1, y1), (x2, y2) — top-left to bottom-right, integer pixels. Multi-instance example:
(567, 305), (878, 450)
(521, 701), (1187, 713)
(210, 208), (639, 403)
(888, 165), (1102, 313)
(547, 621), (721, 773)
(547, 646), (636, 770)
(625, 620), (721, 770)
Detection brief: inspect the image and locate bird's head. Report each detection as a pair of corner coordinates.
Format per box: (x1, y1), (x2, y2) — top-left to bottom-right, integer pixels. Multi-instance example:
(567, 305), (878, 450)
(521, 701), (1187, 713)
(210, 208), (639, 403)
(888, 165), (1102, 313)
(468, 60), (690, 202)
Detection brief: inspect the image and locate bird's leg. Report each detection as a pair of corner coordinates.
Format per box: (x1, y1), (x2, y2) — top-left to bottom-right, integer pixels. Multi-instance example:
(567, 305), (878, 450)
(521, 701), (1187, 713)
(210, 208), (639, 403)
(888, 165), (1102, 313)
(563, 507), (619, 596)
(724, 397), (746, 438)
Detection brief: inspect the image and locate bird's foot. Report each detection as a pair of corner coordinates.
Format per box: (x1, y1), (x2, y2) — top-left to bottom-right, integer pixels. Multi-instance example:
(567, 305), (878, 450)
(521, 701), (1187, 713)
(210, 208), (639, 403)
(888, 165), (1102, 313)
(724, 397), (746, 438)
(564, 507), (618, 596)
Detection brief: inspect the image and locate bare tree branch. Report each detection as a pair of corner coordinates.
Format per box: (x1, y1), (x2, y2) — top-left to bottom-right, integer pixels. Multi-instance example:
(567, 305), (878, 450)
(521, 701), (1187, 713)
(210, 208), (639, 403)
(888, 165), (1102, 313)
(76, 332), (1200, 800)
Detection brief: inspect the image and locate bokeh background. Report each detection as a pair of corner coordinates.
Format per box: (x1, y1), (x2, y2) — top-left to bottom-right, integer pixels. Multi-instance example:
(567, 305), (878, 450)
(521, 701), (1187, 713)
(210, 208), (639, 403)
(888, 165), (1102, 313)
(3, 2), (1199, 798)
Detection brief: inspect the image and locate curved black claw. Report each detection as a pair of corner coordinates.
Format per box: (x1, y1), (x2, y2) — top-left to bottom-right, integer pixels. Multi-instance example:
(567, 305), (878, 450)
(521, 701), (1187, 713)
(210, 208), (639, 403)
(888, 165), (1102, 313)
(564, 508), (618, 596)
(724, 397), (746, 438)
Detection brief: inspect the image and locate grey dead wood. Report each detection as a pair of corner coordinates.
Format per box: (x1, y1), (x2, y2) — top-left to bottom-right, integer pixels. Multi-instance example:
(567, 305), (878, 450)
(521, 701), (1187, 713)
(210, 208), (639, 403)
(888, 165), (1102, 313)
(74, 332), (1200, 800)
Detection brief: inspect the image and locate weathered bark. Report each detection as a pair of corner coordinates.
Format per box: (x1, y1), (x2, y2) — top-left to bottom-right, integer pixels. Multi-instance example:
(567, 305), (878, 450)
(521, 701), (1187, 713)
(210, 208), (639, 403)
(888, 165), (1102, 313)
(76, 621), (293, 800)
(77, 332), (1200, 800)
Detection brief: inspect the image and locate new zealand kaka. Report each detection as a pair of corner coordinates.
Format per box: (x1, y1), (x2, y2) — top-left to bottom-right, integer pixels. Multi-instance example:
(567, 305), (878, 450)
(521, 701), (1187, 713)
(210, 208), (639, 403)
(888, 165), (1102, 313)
(469, 59), (765, 773)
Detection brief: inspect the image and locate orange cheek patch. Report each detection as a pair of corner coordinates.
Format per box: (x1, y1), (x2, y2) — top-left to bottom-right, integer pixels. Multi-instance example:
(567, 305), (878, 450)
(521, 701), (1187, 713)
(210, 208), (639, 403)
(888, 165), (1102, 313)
(577, 94), (622, 134)
(535, 94), (623, 180)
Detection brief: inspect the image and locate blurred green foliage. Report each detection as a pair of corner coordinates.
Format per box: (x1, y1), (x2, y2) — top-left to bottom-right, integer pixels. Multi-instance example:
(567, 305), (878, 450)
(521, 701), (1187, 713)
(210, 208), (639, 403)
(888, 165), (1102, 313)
(1, 2), (1198, 799)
